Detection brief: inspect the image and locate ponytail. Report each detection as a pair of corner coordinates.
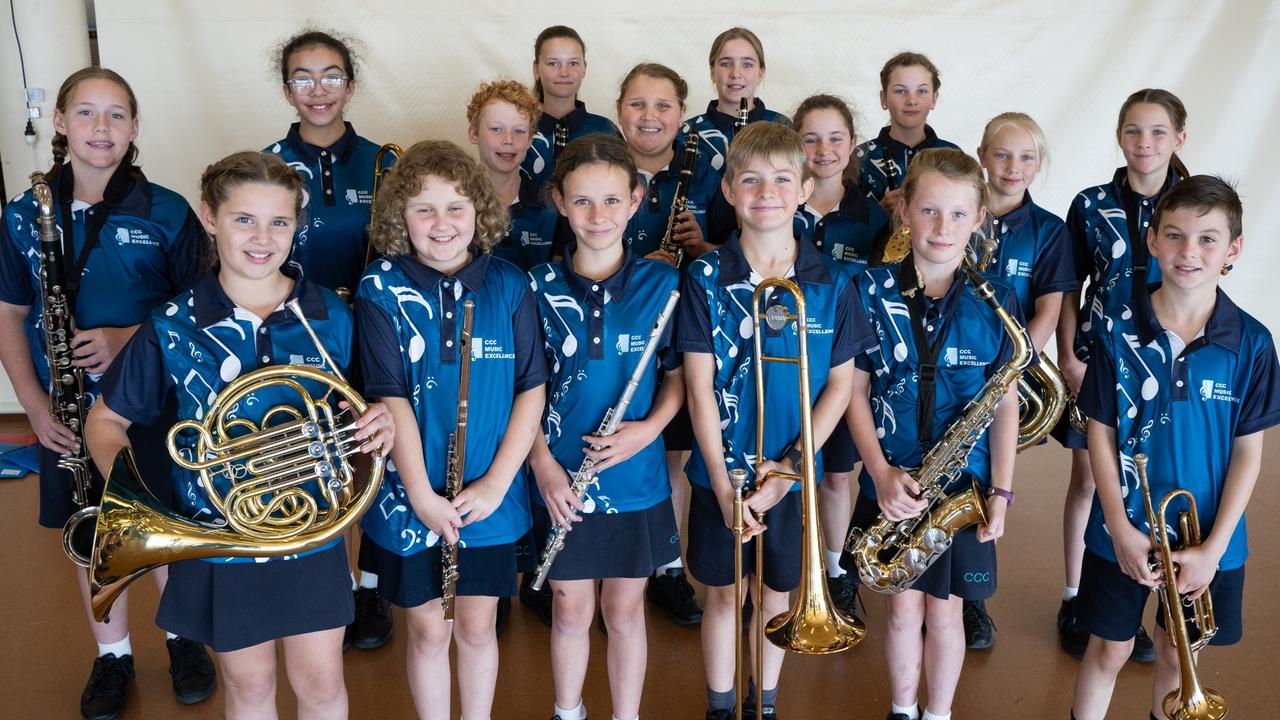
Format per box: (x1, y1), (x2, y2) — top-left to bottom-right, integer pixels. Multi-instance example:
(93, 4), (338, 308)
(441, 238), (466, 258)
(531, 25), (585, 102)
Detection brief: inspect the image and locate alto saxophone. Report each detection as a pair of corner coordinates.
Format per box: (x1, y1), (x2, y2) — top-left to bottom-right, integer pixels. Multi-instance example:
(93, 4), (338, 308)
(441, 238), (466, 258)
(529, 290), (680, 590)
(656, 132), (700, 267)
(846, 261), (1032, 594)
(441, 299), (475, 621)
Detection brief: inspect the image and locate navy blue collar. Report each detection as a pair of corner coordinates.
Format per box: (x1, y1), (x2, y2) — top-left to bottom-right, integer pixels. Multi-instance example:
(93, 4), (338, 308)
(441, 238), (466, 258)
(1134, 285), (1243, 352)
(559, 242), (637, 302)
(716, 230), (831, 287)
(192, 262), (327, 329)
(993, 191), (1035, 234)
(875, 124), (942, 154)
(284, 121), (358, 164)
(50, 163), (152, 218)
(895, 253), (969, 302)
(394, 249), (491, 294)
(515, 173), (545, 209)
(1111, 165), (1181, 204)
(799, 179), (871, 223)
(538, 100), (590, 136)
(701, 98), (770, 135)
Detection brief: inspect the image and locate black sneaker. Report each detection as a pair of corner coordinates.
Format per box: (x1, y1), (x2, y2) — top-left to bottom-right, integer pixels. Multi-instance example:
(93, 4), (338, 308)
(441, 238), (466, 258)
(166, 638), (216, 705)
(1057, 597), (1089, 659)
(496, 596), (511, 637)
(80, 653), (134, 720)
(885, 714), (912, 720)
(826, 573), (863, 624)
(742, 702), (777, 718)
(647, 567), (703, 625)
(705, 710), (734, 720)
(963, 599), (996, 650)
(349, 587), (393, 650)
(1130, 625), (1156, 663)
(519, 573), (554, 628)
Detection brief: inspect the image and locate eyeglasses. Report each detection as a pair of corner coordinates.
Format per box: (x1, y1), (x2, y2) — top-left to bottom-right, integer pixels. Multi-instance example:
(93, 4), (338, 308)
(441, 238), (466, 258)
(285, 75), (349, 93)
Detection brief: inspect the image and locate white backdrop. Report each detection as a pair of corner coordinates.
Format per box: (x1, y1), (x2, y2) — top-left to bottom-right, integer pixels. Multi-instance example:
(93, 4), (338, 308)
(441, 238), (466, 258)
(2, 1), (1279, 408)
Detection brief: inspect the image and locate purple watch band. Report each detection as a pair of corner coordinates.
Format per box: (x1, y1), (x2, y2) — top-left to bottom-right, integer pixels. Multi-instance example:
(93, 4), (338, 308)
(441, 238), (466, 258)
(987, 487), (1015, 506)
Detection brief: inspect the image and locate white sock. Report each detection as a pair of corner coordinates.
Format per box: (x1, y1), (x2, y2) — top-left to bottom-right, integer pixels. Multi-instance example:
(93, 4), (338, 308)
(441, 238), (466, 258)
(922, 710), (951, 720)
(891, 702), (919, 719)
(655, 557), (683, 576)
(1063, 586), (1079, 601)
(350, 571), (358, 591)
(98, 635), (132, 658)
(165, 632), (178, 640)
(825, 548), (846, 577)
(554, 701), (586, 720)
(359, 571), (380, 589)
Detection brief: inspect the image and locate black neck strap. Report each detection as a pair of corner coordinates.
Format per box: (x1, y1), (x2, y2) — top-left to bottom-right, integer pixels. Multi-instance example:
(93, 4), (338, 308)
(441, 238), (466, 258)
(55, 161), (135, 309)
(898, 256), (965, 446)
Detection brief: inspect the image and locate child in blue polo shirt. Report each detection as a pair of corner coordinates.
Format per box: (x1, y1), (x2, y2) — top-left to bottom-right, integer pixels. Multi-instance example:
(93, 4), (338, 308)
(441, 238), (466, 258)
(84, 150), (395, 719)
(854, 52), (959, 222)
(265, 29), (396, 298)
(681, 27), (789, 178)
(354, 140), (547, 720)
(680, 122), (873, 719)
(521, 25), (621, 192)
(1069, 176), (1278, 720)
(467, 78), (561, 271)
(1055, 89), (1190, 661)
(529, 133), (684, 720)
(0, 66), (212, 719)
(844, 148), (1021, 720)
(962, 111), (1075, 648)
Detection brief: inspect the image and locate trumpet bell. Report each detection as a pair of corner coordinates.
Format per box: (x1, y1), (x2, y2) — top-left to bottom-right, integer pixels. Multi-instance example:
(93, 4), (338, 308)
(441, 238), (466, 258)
(765, 582), (865, 654)
(1164, 686), (1228, 720)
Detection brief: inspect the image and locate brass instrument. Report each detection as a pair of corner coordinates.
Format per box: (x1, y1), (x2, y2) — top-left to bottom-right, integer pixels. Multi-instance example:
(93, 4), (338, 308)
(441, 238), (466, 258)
(553, 122), (568, 153)
(531, 290), (680, 590)
(342, 143), (403, 300)
(1134, 453), (1227, 719)
(846, 261), (1032, 593)
(875, 148), (910, 265)
(733, 277), (864, 717)
(86, 298), (385, 621)
(441, 299), (475, 621)
(656, 132), (700, 267)
(28, 172), (96, 566)
(734, 97), (749, 133)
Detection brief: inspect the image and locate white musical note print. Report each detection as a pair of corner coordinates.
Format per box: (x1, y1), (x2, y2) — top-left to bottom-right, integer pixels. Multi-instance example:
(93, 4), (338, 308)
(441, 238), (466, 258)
(389, 284), (432, 362)
(880, 298), (912, 362)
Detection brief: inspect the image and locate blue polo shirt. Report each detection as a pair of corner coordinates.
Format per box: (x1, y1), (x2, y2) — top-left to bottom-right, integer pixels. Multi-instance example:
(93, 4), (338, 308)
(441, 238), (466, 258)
(626, 137), (734, 257)
(491, 175), (562, 272)
(793, 180), (890, 274)
(1066, 167), (1181, 361)
(1078, 286), (1280, 571)
(520, 100), (621, 192)
(976, 192), (1075, 319)
(265, 122), (394, 293)
(853, 260), (1023, 498)
(679, 99), (790, 176)
(0, 166), (204, 398)
(355, 251), (548, 553)
(98, 267), (351, 562)
(676, 232), (875, 490)
(530, 244), (681, 512)
(854, 125), (959, 202)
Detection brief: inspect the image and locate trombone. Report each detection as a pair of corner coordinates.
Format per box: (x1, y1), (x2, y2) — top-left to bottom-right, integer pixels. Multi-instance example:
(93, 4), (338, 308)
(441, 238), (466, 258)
(731, 277), (865, 719)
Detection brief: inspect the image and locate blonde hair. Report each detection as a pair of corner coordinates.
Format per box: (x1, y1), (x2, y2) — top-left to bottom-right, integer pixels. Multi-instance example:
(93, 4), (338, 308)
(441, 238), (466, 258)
(902, 148), (987, 210)
(978, 112), (1049, 169)
(724, 121), (808, 183)
(709, 27), (766, 70)
(466, 78), (541, 132)
(368, 140), (509, 256)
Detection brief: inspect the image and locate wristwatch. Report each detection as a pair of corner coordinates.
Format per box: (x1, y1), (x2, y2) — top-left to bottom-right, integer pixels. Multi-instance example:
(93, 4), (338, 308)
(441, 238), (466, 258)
(986, 487), (1015, 506)
(783, 445), (804, 472)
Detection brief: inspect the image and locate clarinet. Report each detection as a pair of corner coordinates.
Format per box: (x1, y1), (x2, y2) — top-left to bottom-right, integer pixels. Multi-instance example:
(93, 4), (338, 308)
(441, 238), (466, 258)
(530, 290), (680, 590)
(553, 122), (568, 153)
(734, 97), (749, 133)
(440, 299), (475, 621)
(656, 133), (700, 267)
(30, 173), (95, 566)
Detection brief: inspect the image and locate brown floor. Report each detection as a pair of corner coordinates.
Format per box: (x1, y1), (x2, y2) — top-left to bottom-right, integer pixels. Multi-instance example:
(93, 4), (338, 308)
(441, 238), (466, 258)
(1, 415), (1277, 719)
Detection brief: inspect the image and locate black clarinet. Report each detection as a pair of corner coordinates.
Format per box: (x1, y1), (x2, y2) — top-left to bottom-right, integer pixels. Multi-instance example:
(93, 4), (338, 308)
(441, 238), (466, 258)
(656, 133), (700, 267)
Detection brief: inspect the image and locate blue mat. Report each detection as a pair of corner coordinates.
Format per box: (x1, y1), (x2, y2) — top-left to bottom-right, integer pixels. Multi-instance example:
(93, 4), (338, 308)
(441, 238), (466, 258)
(0, 443), (39, 478)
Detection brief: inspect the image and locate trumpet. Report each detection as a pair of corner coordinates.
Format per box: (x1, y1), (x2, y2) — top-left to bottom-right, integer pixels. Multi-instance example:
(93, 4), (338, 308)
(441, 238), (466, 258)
(1134, 453), (1227, 719)
(340, 143), (403, 300)
(733, 277), (864, 718)
(86, 299), (385, 621)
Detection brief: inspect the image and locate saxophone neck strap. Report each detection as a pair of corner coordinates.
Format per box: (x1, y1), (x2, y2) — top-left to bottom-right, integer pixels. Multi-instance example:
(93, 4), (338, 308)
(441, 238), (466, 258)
(900, 258), (966, 446)
(55, 161), (135, 309)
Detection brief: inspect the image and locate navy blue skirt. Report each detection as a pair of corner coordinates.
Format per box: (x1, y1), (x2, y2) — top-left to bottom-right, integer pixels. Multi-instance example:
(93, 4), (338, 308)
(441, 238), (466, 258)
(361, 537), (520, 609)
(532, 497), (680, 581)
(156, 539), (353, 653)
(1048, 410), (1088, 449)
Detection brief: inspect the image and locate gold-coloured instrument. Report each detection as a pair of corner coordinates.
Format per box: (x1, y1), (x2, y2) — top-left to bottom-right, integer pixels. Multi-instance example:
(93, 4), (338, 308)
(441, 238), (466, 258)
(28, 171), (96, 566)
(86, 298), (385, 621)
(846, 261), (1032, 593)
(733, 277), (864, 717)
(1134, 453), (1227, 719)
(341, 143), (403, 300)
(877, 225), (912, 266)
(441, 299), (475, 621)
(656, 132), (700, 267)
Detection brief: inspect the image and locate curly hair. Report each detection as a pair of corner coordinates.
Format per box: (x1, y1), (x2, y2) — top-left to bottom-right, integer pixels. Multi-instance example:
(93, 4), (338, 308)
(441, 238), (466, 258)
(199, 151), (306, 268)
(369, 140), (509, 256)
(275, 29), (360, 85)
(466, 78), (541, 132)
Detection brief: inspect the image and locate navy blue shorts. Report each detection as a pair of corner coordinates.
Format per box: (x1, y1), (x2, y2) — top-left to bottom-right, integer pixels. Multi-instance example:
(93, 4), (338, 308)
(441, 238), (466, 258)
(1048, 409), (1087, 449)
(532, 497), (680, 581)
(361, 537), (520, 609)
(840, 490), (997, 601)
(822, 417), (859, 474)
(662, 405), (693, 452)
(156, 539), (353, 653)
(686, 482), (802, 592)
(1076, 549), (1244, 645)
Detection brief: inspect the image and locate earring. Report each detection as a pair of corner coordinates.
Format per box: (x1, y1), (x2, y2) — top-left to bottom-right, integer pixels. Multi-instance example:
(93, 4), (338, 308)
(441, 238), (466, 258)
(1221, 264), (1233, 276)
